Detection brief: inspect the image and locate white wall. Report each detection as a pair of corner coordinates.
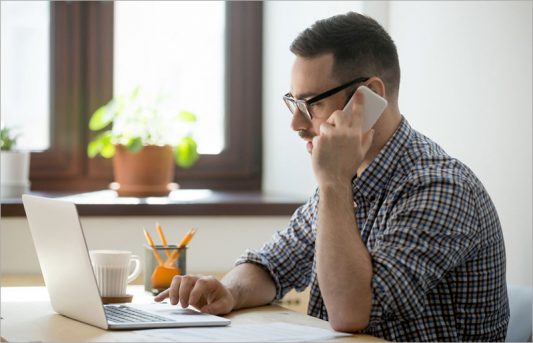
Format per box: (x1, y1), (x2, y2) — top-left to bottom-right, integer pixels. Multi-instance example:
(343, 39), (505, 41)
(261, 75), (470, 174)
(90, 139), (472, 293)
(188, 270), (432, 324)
(262, 1), (532, 286)
(0, 216), (289, 275)
(388, 1), (532, 286)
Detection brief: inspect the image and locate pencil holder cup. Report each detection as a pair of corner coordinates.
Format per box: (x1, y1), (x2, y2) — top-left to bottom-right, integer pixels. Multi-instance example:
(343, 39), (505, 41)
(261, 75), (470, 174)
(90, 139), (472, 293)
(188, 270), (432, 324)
(144, 245), (187, 295)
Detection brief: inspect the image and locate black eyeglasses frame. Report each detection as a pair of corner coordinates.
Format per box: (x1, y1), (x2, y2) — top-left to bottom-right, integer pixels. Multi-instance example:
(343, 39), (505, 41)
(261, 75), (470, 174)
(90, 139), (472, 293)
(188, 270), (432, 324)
(283, 76), (370, 120)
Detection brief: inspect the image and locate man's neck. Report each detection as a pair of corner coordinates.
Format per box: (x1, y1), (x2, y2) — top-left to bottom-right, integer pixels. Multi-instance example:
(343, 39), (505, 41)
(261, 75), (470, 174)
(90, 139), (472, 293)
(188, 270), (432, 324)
(356, 109), (402, 177)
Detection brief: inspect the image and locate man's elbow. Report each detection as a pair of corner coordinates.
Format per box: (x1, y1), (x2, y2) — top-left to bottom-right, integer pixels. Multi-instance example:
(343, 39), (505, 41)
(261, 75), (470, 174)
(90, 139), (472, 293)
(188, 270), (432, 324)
(329, 312), (370, 333)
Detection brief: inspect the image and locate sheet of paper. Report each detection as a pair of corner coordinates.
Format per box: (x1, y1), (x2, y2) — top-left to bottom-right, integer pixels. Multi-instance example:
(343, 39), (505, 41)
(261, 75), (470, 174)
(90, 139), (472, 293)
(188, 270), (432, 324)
(132, 322), (351, 342)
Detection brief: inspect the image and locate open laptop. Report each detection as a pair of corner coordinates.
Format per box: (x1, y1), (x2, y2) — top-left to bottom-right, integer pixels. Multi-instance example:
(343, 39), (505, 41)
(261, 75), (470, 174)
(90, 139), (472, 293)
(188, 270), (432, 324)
(22, 194), (231, 330)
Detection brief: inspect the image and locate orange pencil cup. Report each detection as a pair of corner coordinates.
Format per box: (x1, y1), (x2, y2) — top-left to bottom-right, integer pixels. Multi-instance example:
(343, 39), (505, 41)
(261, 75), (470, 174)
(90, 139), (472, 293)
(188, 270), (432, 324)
(143, 245), (187, 294)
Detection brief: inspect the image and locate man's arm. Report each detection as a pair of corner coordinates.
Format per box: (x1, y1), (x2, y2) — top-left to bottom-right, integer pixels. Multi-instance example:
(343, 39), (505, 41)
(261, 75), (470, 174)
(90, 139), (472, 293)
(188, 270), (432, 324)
(316, 184), (373, 332)
(310, 88), (375, 331)
(222, 263), (277, 310)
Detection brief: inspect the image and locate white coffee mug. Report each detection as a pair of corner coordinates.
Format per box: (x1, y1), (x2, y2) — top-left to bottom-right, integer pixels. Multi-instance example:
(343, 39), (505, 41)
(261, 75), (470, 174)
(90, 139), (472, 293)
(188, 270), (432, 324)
(89, 250), (141, 297)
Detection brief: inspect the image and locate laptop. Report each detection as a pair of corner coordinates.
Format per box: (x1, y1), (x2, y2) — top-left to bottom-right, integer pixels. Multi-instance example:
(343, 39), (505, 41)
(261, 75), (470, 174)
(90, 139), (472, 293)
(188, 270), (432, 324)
(22, 194), (231, 330)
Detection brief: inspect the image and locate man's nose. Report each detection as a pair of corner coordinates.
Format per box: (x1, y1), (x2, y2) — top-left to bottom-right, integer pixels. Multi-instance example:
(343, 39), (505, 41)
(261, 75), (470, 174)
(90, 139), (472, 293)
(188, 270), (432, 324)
(290, 109), (312, 132)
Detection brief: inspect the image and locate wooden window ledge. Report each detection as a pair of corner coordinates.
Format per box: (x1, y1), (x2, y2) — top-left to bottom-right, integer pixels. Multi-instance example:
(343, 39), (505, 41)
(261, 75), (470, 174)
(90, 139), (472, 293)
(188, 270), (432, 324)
(0, 190), (305, 217)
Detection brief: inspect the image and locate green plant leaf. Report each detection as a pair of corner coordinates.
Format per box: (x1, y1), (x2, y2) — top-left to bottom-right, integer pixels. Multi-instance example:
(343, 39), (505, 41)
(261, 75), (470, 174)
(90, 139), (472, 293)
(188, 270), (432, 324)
(89, 101), (116, 131)
(87, 131), (114, 158)
(178, 111), (197, 123)
(0, 127), (18, 151)
(174, 136), (199, 168)
(126, 137), (143, 153)
(87, 139), (103, 158)
(87, 132), (115, 158)
(86, 87), (200, 162)
(100, 140), (116, 158)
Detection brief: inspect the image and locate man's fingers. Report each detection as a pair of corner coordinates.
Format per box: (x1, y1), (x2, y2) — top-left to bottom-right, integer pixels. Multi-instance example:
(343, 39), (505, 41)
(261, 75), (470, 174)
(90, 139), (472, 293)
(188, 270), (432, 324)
(331, 88), (366, 130)
(201, 285), (232, 315)
(155, 274), (229, 313)
(319, 122), (334, 136)
(201, 297), (232, 315)
(168, 275), (183, 305)
(327, 109), (349, 127)
(178, 275), (198, 308)
(188, 277), (217, 309)
(154, 288), (170, 302)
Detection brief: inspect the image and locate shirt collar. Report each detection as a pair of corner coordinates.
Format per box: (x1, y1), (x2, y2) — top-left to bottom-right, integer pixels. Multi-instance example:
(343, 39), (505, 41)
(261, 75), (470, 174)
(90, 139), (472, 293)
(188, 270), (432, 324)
(352, 116), (412, 201)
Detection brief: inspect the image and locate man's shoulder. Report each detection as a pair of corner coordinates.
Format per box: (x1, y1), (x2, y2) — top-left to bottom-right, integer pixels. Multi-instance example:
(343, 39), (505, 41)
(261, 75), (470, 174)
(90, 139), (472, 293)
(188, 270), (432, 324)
(396, 130), (482, 194)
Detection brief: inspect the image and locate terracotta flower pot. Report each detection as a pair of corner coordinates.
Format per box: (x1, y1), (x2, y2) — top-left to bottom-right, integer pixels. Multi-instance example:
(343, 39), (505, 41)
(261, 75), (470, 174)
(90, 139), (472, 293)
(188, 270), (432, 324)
(112, 145), (176, 197)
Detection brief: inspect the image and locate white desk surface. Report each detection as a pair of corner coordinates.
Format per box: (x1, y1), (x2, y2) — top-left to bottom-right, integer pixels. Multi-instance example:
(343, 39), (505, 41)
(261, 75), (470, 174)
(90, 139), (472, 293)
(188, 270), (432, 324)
(0, 285), (383, 342)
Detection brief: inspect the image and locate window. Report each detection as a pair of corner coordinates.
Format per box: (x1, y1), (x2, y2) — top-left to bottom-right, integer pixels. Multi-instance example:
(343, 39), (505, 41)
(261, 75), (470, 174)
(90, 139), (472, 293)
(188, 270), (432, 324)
(114, 2), (225, 155)
(2, 2), (262, 192)
(1, 1), (50, 151)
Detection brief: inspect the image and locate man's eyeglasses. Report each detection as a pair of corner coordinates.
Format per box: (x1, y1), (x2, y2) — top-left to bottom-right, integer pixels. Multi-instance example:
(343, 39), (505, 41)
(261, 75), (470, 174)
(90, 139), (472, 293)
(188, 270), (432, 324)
(283, 76), (369, 121)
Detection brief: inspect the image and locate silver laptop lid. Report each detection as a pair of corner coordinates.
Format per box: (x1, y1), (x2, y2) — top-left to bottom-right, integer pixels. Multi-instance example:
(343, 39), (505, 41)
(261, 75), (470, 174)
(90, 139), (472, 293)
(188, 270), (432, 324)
(22, 194), (108, 329)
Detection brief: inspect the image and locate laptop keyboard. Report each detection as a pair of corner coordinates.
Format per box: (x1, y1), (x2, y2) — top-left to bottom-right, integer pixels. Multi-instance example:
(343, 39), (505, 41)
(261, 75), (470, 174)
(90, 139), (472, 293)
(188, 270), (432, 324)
(105, 305), (173, 323)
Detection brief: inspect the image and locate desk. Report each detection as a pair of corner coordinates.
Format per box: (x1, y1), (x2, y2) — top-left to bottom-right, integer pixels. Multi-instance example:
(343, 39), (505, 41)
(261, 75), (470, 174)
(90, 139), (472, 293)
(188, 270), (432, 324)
(1, 286), (383, 342)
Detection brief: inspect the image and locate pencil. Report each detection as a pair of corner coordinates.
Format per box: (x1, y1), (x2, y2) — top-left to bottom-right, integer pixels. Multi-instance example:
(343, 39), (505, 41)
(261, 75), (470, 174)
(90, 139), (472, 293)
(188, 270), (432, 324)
(178, 228), (197, 249)
(156, 222), (171, 258)
(143, 228), (164, 266)
(164, 228), (197, 267)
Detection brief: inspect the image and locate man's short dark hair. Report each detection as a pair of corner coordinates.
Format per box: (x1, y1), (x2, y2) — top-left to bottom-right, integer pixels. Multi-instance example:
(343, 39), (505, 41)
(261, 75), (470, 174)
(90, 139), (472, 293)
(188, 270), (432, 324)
(290, 12), (401, 101)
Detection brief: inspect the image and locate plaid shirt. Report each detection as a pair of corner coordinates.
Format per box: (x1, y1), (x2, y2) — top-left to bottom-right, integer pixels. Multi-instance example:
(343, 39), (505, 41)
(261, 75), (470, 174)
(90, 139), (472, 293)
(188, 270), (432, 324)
(236, 117), (509, 341)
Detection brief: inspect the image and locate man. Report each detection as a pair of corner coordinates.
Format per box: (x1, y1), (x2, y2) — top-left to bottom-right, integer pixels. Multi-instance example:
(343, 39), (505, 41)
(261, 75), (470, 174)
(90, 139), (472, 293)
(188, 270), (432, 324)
(156, 12), (509, 341)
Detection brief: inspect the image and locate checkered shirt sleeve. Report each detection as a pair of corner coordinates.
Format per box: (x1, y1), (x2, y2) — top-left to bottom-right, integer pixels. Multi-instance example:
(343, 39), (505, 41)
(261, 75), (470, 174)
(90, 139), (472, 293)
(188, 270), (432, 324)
(234, 190), (318, 301)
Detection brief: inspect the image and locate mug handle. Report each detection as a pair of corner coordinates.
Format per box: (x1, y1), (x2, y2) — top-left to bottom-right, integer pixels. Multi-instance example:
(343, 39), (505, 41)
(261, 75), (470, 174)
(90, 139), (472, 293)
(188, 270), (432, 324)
(127, 255), (142, 283)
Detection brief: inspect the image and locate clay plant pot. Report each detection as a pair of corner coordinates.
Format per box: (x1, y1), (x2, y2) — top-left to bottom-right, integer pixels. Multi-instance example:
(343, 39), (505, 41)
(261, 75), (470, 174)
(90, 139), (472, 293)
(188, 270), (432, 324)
(112, 145), (176, 197)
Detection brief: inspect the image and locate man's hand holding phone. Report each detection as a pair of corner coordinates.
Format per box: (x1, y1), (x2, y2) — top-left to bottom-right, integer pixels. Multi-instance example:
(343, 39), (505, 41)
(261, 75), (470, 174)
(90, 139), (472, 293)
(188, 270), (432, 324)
(311, 86), (387, 189)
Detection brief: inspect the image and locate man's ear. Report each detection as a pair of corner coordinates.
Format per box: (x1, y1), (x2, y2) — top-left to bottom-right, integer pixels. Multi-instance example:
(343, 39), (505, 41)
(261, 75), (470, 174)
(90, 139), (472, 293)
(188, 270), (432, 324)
(365, 77), (386, 98)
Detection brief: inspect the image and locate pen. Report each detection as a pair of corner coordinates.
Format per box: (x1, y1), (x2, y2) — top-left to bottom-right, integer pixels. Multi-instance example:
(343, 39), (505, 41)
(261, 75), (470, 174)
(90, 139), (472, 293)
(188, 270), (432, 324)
(144, 228), (164, 266)
(156, 222), (171, 258)
(164, 228), (196, 268)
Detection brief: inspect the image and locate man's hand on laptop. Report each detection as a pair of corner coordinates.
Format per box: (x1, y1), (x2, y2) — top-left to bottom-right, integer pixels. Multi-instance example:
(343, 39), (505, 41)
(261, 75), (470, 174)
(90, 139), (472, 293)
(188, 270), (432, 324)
(154, 275), (235, 315)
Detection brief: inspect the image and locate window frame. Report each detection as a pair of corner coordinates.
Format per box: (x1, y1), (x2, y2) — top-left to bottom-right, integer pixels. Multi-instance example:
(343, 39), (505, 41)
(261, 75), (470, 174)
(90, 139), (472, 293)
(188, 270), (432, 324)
(29, 1), (263, 192)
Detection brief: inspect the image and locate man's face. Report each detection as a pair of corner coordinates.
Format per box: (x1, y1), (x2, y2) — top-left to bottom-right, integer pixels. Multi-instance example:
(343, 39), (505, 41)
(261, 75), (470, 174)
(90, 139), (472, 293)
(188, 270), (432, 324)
(288, 54), (349, 154)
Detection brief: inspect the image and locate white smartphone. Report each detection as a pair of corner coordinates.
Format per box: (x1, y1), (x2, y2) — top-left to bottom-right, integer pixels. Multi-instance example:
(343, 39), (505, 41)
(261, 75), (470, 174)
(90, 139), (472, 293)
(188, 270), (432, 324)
(343, 85), (388, 131)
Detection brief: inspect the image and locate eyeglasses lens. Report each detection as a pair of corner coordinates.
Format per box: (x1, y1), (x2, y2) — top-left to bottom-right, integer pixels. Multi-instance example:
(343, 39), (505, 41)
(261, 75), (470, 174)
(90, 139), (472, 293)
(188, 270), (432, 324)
(284, 97), (312, 120)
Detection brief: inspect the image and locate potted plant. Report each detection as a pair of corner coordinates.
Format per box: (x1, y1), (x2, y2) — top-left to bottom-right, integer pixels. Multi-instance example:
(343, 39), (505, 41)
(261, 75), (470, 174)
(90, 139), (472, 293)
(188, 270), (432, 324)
(87, 87), (199, 197)
(0, 125), (30, 198)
